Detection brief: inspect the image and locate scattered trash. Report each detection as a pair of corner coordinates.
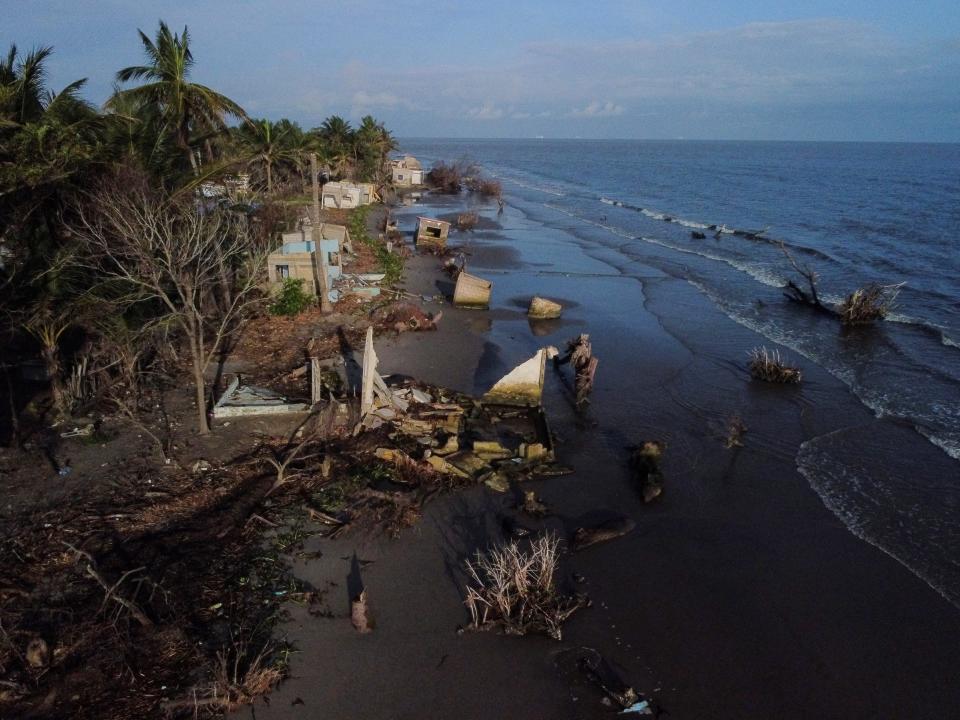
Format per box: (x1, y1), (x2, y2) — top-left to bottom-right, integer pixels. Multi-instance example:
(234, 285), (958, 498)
(57, 466), (72, 477)
(192, 460), (211, 474)
(453, 271), (493, 309)
(621, 699), (653, 715)
(631, 441), (665, 503)
(528, 296), (563, 319)
(574, 647), (640, 708)
(60, 424), (94, 438)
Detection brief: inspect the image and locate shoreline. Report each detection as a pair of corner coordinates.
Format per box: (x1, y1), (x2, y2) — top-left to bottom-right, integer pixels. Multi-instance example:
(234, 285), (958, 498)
(240, 190), (960, 719)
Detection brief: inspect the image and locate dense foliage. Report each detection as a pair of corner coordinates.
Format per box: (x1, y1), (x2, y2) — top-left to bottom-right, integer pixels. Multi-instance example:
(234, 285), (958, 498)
(0, 21), (398, 438)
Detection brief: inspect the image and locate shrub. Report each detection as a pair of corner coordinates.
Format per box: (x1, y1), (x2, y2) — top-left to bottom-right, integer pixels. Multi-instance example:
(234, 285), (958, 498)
(348, 205), (373, 245)
(269, 278), (312, 316)
(465, 176), (502, 198)
(748, 346), (802, 384)
(426, 160), (465, 193)
(456, 212), (478, 231)
(464, 533), (586, 640)
(837, 283), (903, 325)
(376, 246), (404, 284)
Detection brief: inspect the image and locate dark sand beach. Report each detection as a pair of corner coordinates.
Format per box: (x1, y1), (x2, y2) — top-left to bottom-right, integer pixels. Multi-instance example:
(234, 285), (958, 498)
(239, 193), (960, 719)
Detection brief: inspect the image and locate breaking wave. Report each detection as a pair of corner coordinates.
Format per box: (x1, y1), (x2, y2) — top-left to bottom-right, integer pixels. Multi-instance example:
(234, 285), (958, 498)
(797, 433), (960, 608)
(598, 196), (831, 259)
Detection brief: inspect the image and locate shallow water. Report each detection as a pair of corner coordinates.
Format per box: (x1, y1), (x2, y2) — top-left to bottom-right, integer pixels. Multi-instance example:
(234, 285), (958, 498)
(401, 139), (960, 611)
(247, 173), (960, 720)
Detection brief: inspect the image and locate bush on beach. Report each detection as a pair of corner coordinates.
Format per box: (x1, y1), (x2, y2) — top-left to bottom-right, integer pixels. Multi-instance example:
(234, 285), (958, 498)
(837, 283), (903, 325)
(748, 346), (802, 384)
(464, 534), (585, 640)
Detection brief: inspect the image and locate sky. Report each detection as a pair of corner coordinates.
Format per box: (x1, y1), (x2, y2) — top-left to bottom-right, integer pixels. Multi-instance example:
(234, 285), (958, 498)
(4, 1), (960, 141)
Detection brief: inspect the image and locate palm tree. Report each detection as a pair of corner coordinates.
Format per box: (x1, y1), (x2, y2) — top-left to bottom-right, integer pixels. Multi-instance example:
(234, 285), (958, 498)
(1, 44), (51, 126)
(0, 43), (100, 247)
(236, 118), (291, 194)
(110, 21), (247, 172)
(354, 115), (397, 184)
(314, 115), (353, 178)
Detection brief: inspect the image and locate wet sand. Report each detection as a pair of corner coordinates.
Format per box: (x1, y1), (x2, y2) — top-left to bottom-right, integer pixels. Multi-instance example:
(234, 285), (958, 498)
(239, 197), (960, 719)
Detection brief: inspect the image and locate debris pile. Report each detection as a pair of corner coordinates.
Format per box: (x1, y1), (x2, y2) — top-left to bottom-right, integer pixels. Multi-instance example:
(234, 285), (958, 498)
(354, 331), (563, 497)
(370, 302), (442, 333)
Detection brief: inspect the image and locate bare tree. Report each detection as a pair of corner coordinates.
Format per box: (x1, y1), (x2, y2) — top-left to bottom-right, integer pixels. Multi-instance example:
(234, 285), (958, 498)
(72, 175), (269, 434)
(779, 241), (828, 311)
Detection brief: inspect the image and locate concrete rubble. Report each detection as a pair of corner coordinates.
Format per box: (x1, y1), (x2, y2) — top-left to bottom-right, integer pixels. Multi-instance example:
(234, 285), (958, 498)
(354, 330), (565, 492)
(453, 271), (493, 309)
(528, 296), (563, 319)
(212, 376), (310, 419)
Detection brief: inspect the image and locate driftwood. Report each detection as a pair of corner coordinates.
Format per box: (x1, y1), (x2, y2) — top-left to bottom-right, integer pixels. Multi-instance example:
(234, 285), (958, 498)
(556, 334), (598, 406)
(62, 542), (153, 628)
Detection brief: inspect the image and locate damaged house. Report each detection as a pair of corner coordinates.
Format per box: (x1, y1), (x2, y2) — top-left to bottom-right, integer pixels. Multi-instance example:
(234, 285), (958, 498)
(321, 181), (377, 209)
(390, 155), (424, 186)
(267, 222), (349, 302)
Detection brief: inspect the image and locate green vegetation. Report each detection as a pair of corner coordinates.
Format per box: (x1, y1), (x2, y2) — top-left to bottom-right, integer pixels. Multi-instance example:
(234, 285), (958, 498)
(269, 278), (313, 316)
(348, 206), (404, 284)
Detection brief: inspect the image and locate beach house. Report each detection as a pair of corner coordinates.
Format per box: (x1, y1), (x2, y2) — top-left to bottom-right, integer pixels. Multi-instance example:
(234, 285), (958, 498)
(391, 156), (424, 186)
(321, 181), (376, 209)
(266, 222), (349, 302)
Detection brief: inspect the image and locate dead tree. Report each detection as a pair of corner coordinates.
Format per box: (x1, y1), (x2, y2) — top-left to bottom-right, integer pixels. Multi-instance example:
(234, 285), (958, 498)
(72, 174), (270, 434)
(779, 241), (833, 314)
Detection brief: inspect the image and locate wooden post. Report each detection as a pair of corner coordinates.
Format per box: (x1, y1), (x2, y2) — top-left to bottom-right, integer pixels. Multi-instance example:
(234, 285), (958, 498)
(311, 153), (333, 315)
(311, 358), (322, 405)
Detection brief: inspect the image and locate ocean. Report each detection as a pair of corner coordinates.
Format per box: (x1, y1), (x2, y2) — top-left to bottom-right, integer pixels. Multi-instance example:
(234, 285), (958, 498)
(399, 138), (960, 607)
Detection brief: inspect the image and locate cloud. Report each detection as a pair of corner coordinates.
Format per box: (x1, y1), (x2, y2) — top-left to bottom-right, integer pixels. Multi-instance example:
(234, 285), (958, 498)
(351, 90), (402, 108)
(466, 103), (505, 120)
(570, 101), (624, 118)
